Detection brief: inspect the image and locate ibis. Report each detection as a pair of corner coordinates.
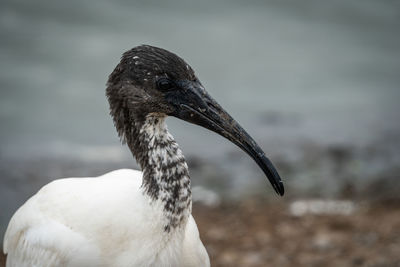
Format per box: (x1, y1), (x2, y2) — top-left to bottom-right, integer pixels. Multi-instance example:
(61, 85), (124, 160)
(3, 45), (284, 267)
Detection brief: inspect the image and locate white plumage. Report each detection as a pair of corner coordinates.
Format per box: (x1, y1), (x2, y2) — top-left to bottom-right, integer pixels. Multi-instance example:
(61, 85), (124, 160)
(3, 169), (209, 267)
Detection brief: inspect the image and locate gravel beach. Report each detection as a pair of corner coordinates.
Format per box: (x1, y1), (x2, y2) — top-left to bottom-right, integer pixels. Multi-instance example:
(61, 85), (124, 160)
(2, 199), (399, 267)
(194, 199), (400, 267)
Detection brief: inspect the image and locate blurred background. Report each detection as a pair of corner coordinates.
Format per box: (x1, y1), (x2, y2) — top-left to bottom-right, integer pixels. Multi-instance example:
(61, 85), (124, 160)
(1, 0), (399, 266)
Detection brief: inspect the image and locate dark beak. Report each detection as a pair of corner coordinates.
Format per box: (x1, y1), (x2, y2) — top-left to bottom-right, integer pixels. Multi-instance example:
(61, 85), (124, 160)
(167, 81), (284, 196)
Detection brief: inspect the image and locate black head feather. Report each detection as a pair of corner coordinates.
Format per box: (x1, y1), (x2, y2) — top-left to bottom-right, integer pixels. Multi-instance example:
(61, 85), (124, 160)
(106, 45), (197, 142)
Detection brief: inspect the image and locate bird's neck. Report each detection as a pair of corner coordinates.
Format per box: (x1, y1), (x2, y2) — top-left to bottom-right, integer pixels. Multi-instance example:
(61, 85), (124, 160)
(126, 114), (192, 232)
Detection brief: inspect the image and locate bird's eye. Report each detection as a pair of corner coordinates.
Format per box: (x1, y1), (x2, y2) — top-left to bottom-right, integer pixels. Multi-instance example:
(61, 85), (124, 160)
(156, 78), (175, 92)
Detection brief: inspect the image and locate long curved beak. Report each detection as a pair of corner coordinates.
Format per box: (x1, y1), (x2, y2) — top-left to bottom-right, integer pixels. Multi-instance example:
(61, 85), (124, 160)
(168, 81), (284, 196)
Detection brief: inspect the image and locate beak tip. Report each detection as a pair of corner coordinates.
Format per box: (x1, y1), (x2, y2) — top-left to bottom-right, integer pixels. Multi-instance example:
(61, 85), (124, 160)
(261, 155), (284, 196)
(276, 181), (285, 196)
(271, 179), (284, 196)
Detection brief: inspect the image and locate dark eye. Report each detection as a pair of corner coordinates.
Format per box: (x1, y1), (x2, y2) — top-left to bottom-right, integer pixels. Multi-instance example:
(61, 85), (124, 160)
(156, 78), (175, 92)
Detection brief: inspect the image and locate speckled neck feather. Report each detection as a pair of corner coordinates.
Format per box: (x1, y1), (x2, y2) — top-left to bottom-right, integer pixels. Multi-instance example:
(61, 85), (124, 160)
(105, 45), (197, 232)
(119, 112), (192, 232)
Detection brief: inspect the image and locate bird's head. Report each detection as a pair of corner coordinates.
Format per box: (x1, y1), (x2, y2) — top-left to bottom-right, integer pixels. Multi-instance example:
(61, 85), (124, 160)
(106, 45), (284, 196)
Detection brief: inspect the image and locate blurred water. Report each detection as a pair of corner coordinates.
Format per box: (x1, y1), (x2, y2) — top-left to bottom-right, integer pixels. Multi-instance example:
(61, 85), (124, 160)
(1, 0), (400, 233)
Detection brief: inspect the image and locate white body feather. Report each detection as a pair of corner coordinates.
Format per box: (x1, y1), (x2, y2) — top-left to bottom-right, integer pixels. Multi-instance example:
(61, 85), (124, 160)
(3, 169), (210, 267)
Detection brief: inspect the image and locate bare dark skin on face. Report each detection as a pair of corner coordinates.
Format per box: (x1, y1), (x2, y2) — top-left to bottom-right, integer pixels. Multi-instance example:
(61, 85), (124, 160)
(106, 45), (284, 200)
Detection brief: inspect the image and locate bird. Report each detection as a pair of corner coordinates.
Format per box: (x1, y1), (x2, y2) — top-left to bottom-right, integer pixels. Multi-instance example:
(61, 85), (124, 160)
(3, 45), (284, 267)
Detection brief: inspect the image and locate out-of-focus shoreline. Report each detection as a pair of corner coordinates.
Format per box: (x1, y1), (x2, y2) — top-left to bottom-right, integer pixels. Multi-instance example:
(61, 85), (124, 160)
(1, 198), (399, 267)
(193, 198), (400, 267)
